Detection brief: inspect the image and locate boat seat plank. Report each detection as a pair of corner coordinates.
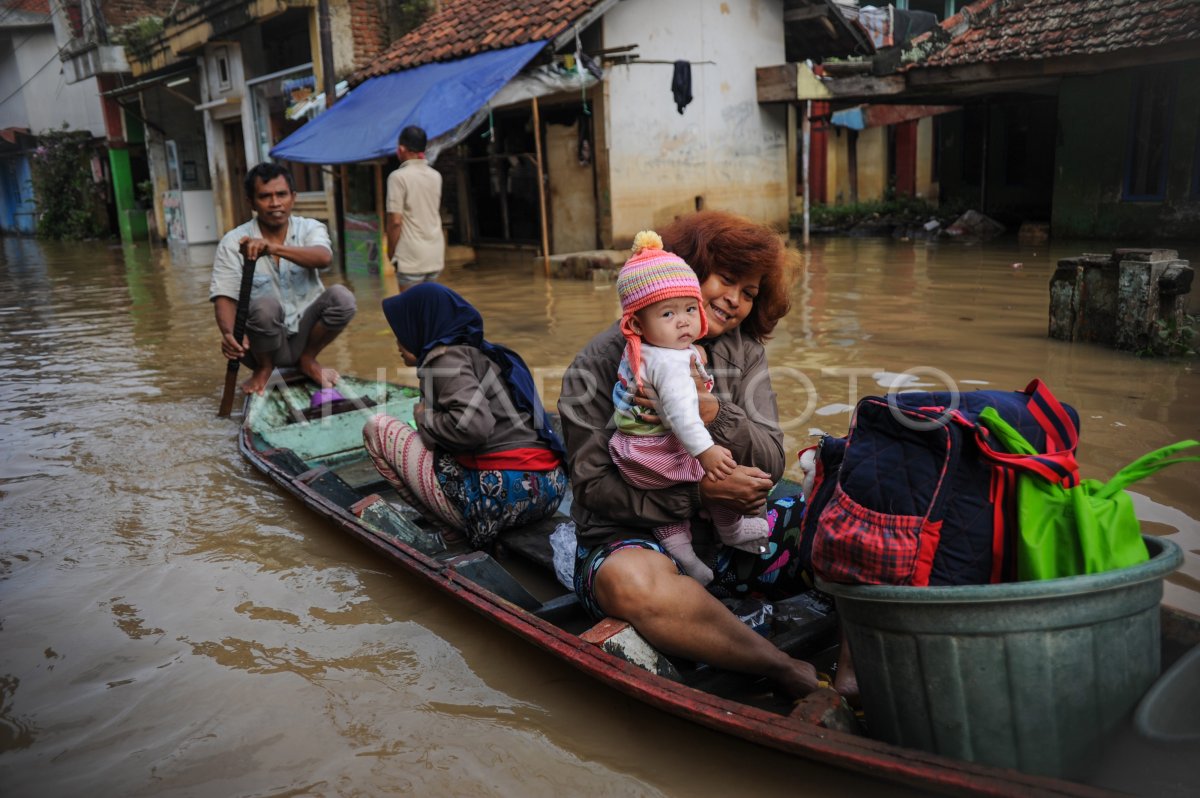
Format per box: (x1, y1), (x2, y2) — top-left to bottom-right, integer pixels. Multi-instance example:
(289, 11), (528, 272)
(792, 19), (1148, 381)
(333, 458), (392, 492)
(445, 551), (541, 611)
(532, 591), (582, 624)
(497, 513), (565, 572)
(298, 468), (367, 510)
(298, 395), (378, 422)
(262, 447), (311, 477)
(277, 383), (314, 423)
(352, 494), (446, 557)
(297, 465), (330, 483)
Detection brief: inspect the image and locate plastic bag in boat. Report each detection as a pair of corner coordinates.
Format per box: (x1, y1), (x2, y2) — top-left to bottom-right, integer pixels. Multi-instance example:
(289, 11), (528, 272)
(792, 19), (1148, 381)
(550, 521), (577, 589)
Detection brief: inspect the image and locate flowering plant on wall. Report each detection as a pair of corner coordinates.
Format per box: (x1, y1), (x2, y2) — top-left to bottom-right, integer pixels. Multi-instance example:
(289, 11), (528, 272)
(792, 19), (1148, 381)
(30, 125), (107, 240)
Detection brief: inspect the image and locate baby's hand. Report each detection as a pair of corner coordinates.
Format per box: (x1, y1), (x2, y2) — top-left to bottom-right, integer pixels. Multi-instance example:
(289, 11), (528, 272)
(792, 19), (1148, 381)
(698, 445), (737, 481)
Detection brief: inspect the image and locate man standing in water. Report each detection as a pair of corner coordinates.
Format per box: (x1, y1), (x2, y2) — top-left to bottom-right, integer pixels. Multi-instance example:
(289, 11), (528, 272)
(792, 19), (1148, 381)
(210, 163), (356, 395)
(385, 125), (444, 289)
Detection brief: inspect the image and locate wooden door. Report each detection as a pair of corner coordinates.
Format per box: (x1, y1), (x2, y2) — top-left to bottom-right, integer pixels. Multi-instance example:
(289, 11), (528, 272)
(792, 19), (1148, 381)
(224, 121), (250, 224)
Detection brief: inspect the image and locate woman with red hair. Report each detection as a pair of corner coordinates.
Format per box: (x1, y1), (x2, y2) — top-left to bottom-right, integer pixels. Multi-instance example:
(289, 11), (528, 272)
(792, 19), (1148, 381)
(559, 211), (844, 700)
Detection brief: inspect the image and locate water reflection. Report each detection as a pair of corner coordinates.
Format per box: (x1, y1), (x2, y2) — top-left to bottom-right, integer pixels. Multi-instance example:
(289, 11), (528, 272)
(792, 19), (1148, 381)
(0, 233), (1194, 796)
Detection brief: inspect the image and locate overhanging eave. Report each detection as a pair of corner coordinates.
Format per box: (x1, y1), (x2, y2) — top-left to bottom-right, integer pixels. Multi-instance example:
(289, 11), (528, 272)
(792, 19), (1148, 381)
(757, 63), (905, 103)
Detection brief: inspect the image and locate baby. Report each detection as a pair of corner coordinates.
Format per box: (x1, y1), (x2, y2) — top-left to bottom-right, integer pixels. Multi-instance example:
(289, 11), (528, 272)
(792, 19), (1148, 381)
(608, 231), (770, 584)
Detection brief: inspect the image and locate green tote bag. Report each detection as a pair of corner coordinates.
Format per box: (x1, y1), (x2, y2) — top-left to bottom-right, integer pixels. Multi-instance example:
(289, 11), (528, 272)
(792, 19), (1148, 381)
(978, 407), (1198, 581)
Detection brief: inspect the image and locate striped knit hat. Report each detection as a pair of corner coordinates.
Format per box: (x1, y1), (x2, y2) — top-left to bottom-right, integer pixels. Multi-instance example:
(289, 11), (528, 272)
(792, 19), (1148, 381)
(617, 230), (708, 387)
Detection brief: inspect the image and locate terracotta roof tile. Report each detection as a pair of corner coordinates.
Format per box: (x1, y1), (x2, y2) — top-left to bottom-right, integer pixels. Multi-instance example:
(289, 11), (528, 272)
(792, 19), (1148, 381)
(350, 0), (605, 85)
(919, 0), (1200, 68)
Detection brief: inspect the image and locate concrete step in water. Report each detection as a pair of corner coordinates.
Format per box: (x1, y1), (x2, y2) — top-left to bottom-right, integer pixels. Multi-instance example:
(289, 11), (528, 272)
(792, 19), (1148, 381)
(546, 249), (627, 281)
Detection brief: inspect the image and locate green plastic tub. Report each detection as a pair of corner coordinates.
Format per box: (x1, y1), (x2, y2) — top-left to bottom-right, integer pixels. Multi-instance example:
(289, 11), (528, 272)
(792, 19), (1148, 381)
(818, 536), (1183, 778)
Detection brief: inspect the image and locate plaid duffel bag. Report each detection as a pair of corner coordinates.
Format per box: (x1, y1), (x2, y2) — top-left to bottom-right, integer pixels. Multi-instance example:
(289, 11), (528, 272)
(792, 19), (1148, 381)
(801, 379), (1081, 586)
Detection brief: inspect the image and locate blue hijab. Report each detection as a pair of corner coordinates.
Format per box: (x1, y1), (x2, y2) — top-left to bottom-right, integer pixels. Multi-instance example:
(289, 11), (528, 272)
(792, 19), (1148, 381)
(381, 284), (564, 458)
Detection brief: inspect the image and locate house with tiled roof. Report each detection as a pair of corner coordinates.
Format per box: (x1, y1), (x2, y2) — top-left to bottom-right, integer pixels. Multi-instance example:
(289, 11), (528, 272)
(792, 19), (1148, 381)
(40, 1), (412, 246)
(269, 0), (804, 259)
(760, 0), (1200, 240)
(351, 0), (611, 81)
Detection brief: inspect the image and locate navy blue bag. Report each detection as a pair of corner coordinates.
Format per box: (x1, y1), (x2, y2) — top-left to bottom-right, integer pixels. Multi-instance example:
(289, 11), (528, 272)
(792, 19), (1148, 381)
(801, 380), (1081, 586)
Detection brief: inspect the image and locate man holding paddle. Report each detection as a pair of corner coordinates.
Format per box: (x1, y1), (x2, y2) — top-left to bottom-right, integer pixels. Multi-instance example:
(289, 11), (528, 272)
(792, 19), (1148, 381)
(211, 163), (356, 397)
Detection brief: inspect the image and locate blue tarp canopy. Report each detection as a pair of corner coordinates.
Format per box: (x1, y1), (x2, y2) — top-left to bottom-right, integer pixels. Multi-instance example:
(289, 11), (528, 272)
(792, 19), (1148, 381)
(270, 41), (546, 165)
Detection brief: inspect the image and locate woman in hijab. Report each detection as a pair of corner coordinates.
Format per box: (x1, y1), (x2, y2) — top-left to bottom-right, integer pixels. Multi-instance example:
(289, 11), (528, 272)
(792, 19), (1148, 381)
(363, 284), (567, 549)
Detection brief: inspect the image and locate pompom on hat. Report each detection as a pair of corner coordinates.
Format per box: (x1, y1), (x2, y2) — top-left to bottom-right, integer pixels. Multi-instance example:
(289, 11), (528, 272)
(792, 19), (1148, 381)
(616, 230), (707, 388)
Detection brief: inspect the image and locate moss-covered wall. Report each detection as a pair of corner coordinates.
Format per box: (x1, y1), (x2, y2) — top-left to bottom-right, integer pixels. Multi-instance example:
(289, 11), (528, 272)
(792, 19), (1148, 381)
(1053, 60), (1200, 240)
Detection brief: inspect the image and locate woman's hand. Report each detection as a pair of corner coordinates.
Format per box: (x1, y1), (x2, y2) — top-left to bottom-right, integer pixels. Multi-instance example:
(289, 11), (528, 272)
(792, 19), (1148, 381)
(629, 383), (661, 424)
(692, 357), (719, 425)
(629, 359), (719, 426)
(698, 465), (773, 514)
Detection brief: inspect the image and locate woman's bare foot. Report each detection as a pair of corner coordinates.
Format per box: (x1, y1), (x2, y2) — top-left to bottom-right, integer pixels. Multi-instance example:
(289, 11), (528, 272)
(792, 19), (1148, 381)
(298, 353), (339, 388)
(241, 365), (273, 396)
(834, 669), (860, 706)
(834, 634), (861, 707)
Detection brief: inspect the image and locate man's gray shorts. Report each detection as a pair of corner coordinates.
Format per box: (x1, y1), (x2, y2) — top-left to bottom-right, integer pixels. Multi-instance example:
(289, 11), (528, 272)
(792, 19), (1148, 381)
(395, 269), (443, 287)
(243, 285), (356, 368)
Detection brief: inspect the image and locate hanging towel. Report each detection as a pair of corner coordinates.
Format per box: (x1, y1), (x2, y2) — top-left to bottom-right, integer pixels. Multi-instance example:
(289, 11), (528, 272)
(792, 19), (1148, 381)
(857, 5), (893, 49)
(671, 60), (693, 114)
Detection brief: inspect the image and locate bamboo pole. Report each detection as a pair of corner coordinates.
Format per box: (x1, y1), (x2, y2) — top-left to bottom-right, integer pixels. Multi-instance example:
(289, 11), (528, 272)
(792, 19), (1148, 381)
(337, 164), (348, 271)
(532, 96), (551, 277)
(375, 162), (385, 264)
(848, 129), (859, 204)
(786, 104), (798, 221)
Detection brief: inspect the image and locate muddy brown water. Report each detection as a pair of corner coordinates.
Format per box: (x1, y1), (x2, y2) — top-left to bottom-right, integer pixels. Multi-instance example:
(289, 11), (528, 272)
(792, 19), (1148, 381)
(1, 234), (1196, 796)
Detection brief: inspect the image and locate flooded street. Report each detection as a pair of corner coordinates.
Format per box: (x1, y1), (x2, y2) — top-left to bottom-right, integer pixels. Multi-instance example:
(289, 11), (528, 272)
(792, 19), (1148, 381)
(1, 232), (1197, 796)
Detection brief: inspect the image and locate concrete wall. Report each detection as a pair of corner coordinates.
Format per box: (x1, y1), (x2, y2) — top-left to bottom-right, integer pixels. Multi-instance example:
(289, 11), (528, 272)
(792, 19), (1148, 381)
(824, 128), (844, 204)
(824, 125), (888, 205)
(199, 40), (250, 234)
(0, 26), (105, 136)
(1053, 59), (1200, 240)
(600, 0), (788, 244)
(546, 119), (599, 253)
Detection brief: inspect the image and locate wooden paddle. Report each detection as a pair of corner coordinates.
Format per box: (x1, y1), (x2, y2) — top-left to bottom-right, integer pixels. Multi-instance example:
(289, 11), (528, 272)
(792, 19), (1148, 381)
(217, 250), (258, 418)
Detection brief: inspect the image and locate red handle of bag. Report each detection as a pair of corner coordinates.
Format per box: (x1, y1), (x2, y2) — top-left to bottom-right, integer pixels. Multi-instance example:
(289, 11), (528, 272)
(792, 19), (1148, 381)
(1023, 379), (1079, 453)
(974, 379), (1082, 488)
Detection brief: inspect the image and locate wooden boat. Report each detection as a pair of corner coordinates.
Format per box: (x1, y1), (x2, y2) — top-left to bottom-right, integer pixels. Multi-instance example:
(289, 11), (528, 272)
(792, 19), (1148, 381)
(239, 373), (1198, 797)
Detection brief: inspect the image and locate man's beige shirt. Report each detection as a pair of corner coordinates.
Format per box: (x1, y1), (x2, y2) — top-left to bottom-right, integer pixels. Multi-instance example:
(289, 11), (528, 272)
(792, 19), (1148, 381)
(386, 159), (444, 274)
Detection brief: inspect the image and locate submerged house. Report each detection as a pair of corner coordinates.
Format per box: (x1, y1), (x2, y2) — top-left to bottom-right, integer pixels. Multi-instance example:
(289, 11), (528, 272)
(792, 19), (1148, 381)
(59, 0), (405, 247)
(762, 0), (1200, 239)
(1, 0), (156, 238)
(764, 0), (966, 214)
(270, 0), (800, 262)
(0, 0), (63, 236)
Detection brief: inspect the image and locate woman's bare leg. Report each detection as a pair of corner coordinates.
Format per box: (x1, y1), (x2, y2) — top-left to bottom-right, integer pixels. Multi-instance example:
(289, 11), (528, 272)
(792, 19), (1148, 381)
(594, 547), (819, 698)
